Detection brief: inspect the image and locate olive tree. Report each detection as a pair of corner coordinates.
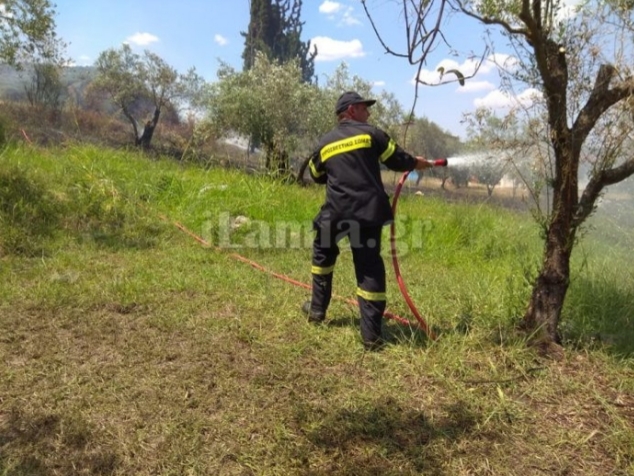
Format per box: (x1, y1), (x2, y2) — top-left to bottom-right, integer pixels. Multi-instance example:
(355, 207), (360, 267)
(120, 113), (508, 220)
(0, 0), (63, 68)
(464, 108), (553, 202)
(471, 157), (507, 196)
(448, 164), (471, 188)
(362, 0), (634, 352)
(463, 109), (521, 196)
(203, 52), (320, 177)
(91, 44), (202, 149)
(23, 61), (62, 110)
(2, 0), (65, 115)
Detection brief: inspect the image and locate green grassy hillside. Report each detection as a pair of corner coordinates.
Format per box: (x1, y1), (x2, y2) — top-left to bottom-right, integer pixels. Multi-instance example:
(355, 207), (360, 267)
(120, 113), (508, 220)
(1, 144), (633, 475)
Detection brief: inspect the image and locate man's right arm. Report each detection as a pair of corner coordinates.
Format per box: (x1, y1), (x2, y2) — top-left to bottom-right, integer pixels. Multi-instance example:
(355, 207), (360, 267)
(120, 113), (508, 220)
(413, 157), (433, 170)
(374, 127), (433, 172)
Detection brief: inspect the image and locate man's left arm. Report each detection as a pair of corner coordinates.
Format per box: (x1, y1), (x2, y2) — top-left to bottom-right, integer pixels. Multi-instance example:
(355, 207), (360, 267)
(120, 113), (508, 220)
(308, 150), (327, 184)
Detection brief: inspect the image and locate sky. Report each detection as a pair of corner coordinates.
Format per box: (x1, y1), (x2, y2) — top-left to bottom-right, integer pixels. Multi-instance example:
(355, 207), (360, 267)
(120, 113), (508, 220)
(51, 0), (548, 139)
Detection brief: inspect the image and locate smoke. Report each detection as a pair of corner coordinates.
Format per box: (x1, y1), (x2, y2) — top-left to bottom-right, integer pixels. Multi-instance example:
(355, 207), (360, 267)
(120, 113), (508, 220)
(584, 178), (634, 250)
(421, 153), (634, 250)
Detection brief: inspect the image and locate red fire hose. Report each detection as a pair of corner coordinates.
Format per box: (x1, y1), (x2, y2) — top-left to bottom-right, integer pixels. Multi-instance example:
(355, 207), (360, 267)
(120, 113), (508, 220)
(168, 158), (448, 340)
(390, 159), (447, 340)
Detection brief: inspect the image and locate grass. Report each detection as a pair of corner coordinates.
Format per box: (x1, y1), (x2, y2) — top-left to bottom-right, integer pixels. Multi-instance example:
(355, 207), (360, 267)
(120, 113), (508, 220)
(1, 143), (633, 475)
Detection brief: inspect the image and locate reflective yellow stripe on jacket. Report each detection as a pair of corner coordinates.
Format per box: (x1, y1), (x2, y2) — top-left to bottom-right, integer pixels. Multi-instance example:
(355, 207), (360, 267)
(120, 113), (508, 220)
(309, 157), (324, 177)
(320, 134), (372, 162)
(379, 139), (396, 163)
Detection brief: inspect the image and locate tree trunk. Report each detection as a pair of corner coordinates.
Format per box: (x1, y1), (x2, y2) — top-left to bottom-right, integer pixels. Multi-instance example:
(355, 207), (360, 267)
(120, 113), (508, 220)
(522, 229), (571, 346)
(264, 140), (289, 178)
(122, 108), (140, 145)
(522, 144), (578, 350)
(297, 155), (310, 185)
(137, 108), (161, 149)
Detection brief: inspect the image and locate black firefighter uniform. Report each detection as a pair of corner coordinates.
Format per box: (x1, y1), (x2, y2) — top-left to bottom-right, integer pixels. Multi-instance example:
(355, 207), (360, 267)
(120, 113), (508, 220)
(307, 118), (419, 344)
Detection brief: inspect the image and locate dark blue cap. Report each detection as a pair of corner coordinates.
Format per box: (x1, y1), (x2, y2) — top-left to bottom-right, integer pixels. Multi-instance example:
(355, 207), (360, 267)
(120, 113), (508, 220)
(335, 91), (376, 114)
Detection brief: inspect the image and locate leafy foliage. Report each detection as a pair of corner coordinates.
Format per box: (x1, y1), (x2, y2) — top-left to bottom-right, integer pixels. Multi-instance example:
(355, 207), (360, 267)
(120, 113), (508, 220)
(0, 0), (64, 68)
(23, 61), (62, 110)
(448, 164), (471, 188)
(471, 157), (507, 196)
(204, 53), (319, 176)
(91, 44), (203, 148)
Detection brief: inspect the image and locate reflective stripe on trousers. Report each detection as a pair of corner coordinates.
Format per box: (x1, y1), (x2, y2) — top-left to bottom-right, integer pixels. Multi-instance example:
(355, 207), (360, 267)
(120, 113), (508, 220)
(310, 221), (386, 342)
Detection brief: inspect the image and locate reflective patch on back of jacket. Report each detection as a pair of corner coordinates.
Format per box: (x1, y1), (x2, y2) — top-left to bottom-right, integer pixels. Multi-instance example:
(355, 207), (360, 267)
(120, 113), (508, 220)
(320, 134), (372, 162)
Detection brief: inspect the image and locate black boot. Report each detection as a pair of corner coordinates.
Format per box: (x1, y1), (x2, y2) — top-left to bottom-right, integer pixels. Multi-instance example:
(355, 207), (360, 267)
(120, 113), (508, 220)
(359, 296), (385, 350)
(363, 338), (386, 352)
(301, 301), (325, 324)
(305, 273), (333, 324)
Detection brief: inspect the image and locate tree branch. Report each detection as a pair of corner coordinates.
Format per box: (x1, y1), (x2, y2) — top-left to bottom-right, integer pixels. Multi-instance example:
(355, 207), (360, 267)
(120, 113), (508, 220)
(361, 0), (451, 65)
(456, 2), (530, 38)
(573, 67), (634, 149)
(573, 157), (634, 227)
(121, 107), (140, 142)
(360, 0), (410, 59)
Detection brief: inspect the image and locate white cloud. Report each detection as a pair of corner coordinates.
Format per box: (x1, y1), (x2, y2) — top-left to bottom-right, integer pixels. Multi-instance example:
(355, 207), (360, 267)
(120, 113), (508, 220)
(474, 88), (542, 109)
(474, 90), (509, 108)
(214, 34), (228, 46)
(341, 7), (362, 26)
(319, 0), (342, 14)
(372, 80), (386, 88)
(125, 32), (159, 46)
(319, 1), (361, 26)
(311, 36), (365, 62)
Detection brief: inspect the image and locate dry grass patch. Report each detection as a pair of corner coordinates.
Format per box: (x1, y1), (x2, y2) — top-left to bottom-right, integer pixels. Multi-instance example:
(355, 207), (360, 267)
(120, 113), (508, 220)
(1, 296), (633, 475)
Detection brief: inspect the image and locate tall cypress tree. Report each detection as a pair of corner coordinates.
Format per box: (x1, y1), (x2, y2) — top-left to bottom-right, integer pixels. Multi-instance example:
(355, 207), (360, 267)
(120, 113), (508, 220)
(241, 0), (316, 83)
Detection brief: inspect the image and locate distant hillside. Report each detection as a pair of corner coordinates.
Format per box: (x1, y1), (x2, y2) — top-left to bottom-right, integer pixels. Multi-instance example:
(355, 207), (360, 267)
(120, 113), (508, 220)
(0, 64), (97, 105)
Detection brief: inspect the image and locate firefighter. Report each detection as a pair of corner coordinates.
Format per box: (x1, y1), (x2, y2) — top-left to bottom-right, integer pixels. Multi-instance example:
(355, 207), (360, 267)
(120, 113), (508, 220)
(302, 91), (432, 351)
